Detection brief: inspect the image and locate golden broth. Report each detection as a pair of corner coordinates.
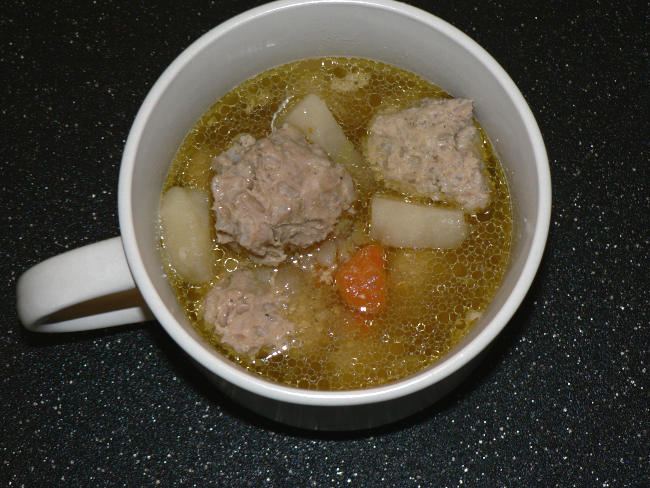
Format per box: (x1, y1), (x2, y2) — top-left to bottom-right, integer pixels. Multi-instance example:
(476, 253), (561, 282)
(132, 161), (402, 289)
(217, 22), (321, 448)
(161, 57), (512, 390)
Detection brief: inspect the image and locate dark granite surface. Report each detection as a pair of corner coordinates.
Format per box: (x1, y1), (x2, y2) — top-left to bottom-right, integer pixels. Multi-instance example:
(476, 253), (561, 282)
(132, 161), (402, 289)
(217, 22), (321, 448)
(2, 0), (647, 486)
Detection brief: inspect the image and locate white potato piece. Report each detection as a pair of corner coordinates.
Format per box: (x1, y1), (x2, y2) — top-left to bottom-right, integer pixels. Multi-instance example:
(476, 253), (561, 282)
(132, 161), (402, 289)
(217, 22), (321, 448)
(283, 94), (374, 192)
(284, 93), (357, 162)
(160, 186), (214, 283)
(370, 195), (468, 249)
(312, 239), (337, 268)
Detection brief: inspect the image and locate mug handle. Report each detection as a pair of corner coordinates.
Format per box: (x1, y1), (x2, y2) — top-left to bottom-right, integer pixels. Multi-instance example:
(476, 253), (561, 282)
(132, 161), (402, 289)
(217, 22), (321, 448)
(16, 237), (153, 333)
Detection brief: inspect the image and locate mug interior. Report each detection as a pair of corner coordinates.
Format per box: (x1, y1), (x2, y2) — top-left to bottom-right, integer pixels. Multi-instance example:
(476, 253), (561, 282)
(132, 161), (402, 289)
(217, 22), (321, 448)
(119, 0), (550, 407)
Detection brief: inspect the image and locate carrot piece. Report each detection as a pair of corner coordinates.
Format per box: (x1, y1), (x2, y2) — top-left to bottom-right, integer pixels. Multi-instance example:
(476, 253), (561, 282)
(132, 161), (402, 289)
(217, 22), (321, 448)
(335, 244), (387, 315)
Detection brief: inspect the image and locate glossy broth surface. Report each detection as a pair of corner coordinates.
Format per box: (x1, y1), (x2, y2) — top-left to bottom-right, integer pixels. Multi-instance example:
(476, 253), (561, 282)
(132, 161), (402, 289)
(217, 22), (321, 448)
(161, 57), (512, 390)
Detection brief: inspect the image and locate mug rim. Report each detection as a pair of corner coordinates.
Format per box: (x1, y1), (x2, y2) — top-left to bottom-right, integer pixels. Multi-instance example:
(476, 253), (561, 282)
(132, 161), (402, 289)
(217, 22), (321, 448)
(119, 0), (551, 407)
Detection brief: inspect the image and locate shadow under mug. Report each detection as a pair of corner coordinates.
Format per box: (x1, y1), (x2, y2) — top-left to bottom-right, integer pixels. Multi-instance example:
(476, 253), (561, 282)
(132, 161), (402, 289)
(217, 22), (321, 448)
(16, 0), (551, 430)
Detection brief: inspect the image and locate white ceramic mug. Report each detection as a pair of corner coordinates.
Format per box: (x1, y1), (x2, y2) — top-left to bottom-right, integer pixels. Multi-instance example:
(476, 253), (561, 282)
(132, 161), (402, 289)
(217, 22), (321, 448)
(16, 0), (551, 430)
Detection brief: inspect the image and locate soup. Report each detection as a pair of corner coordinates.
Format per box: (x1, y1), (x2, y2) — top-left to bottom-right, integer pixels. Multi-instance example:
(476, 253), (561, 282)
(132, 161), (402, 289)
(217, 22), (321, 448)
(159, 57), (512, 390)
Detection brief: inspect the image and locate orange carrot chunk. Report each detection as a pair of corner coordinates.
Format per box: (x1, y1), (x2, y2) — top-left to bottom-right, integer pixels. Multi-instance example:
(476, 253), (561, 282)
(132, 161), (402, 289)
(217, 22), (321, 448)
(335, 244), (387, 315)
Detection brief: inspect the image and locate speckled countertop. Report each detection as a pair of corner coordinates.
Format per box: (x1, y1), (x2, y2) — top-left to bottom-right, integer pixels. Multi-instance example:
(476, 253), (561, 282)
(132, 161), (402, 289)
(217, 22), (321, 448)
(1, 1), (647, 486)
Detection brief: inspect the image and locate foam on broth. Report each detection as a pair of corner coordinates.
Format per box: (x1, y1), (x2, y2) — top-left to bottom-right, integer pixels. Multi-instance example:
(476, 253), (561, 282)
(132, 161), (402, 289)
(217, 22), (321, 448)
(161, 57), (512, 390)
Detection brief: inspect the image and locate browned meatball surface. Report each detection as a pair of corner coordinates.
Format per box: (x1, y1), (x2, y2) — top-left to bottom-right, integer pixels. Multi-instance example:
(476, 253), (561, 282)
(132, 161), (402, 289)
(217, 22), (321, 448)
(211, 124), (355, 264)
(203, 270), (295, 357)
(366, 98), (490, 212)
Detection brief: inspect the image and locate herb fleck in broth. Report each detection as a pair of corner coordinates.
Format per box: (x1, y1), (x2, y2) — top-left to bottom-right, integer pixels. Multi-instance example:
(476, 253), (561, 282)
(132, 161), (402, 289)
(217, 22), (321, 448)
(161, 57), (512, 390)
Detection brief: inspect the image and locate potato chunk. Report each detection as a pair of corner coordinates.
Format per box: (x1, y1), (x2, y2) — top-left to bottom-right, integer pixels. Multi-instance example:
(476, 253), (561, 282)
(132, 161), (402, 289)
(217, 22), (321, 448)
(284, 94), (350, 158)
(283, 94), (373, 191)
(160, 186), (214, 283)
(370, 195), (468, 249)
